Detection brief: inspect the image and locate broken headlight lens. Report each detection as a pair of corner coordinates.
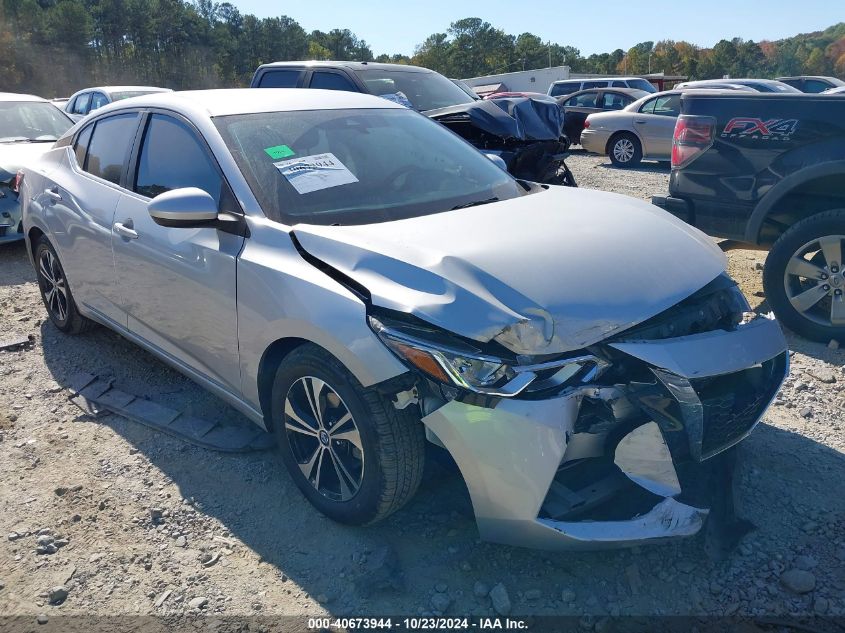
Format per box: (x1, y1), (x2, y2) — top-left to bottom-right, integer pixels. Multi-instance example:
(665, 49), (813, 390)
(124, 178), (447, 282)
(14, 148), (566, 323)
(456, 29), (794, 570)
(369, 316), (527, 396)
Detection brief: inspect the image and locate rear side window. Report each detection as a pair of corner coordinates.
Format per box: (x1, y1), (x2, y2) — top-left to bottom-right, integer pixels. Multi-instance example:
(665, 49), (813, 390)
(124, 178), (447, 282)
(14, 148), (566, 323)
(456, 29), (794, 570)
(309, 71), (357, 92)
(611, 81), (627, 88)
(582, 81), (609, 89)
(73, 125), (93, 167)
(72, 93), (91, 115)
(134, 114), (223, 204)
(549, 81), (579, 97)
(84, 113), (139, 184)
(652, 95), (681, 117)
(257, 69), (303, 88)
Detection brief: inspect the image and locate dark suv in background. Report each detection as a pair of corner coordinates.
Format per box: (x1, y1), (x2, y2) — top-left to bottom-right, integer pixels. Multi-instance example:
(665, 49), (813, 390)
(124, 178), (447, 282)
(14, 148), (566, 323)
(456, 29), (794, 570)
(776, 76), (845, 93)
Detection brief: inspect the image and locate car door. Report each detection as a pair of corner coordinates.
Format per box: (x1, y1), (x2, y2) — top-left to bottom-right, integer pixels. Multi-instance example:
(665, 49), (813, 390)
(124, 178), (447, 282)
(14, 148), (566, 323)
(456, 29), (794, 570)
(111, 112), (245, 394)
(632, 94), (680, 158)
(254, 67), (305, 88)
(562, 91), (599, 141)
(42, 112), (141, 327)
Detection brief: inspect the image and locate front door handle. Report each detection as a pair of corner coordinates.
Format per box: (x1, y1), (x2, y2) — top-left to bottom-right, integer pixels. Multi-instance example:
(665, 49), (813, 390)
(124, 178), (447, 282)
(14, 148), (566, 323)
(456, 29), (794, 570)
(44, 186), (62, 202)
(114, 219), (139, 240)
(634, 120), (647, 124)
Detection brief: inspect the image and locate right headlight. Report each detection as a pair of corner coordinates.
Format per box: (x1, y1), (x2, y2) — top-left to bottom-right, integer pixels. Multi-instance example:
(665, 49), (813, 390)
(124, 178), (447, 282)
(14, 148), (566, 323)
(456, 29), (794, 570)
(369, 316), (609, 397)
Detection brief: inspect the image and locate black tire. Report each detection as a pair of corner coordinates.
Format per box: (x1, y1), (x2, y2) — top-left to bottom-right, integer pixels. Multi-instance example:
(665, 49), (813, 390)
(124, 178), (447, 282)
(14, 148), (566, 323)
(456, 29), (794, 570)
(763, 209), (845, 342)
(608, 132), (642, 167)
(34, 236), (94, 334)
(270, 344), (425, 525)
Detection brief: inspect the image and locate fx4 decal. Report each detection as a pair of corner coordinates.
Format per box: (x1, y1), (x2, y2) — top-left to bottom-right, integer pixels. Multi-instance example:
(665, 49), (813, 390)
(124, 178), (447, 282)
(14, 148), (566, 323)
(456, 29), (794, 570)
(721, 117), (799, 140)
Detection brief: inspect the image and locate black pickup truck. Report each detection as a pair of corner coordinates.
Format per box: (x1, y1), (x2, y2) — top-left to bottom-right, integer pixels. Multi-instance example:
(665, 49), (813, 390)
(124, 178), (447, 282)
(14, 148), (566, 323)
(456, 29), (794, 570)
(653, 91), (845, 342)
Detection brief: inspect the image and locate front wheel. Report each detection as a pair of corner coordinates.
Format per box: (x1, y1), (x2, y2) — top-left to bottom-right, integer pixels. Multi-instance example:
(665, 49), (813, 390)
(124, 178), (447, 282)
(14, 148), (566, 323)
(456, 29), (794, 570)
(271, 344), (425, 525)
(763, 209), (845, 342)
(608, 133), (642, 167)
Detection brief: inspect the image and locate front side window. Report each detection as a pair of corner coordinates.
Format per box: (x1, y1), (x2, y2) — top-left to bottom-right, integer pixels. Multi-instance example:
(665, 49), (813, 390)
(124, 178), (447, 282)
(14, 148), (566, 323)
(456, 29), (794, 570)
(310, 71), (358, 92)
(639, 97), (658, 114)
(89, 92), (110, 111)
(84, 113), (139, 184)
(600, 93), (627, 110)
(257, 69), (303, 88)
(566, 92), (598, 107)
(73, 93), (91, 115)
(215, 108), (526, 226)
(134, 114), (223, 204)
(0, 101), (73, 142)
(354, 69), (475, 111)
(803, 80), (830, 93)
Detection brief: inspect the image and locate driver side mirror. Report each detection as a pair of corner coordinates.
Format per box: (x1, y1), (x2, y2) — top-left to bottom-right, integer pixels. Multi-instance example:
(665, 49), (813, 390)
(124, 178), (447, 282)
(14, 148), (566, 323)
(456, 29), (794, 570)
(147, 187), (219, 228)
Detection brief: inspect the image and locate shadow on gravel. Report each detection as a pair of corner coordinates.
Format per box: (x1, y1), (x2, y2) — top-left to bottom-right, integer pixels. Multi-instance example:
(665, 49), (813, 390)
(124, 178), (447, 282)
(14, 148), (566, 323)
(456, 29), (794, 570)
(597, 161), (671, 174)
(0, 239), (33, 287)
(35, 314), (845, 617)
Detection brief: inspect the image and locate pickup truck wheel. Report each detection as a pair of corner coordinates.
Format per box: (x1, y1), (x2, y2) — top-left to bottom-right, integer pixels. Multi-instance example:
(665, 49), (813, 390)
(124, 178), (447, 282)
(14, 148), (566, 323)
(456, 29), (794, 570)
(270, 344), (425, 525)
(608, 133), (642, 167)
(764, 210), (845, 341)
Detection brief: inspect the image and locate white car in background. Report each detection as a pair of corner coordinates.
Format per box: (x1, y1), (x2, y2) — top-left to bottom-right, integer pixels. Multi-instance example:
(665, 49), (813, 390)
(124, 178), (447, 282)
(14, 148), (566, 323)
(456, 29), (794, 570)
(64, 86), (171, 122)
(0, 92), (74, 244)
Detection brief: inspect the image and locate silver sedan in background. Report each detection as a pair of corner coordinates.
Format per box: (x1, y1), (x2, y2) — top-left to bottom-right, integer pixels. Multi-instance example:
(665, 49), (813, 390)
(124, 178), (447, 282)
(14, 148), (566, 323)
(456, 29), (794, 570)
(20, 89), (787, 551)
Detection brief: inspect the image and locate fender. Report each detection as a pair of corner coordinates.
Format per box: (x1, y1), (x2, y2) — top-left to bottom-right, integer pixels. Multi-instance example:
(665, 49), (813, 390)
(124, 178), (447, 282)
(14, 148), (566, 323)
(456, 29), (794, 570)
(744, 160), (845, 244)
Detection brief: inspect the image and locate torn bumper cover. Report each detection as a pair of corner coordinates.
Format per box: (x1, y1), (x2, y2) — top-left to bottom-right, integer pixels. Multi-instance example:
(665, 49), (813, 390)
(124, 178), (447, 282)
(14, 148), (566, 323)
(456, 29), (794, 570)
(421, 316), (787, 550)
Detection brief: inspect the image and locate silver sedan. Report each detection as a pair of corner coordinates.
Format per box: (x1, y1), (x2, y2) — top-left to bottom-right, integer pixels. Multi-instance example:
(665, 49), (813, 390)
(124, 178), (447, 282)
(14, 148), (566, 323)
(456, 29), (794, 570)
(580, 91), (683, 167)
(20, 89), (788, 550)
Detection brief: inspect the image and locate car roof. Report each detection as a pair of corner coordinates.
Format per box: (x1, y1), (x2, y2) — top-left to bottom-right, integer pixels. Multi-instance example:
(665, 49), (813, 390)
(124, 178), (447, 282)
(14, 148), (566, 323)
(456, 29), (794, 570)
(777, 75), (845, 82)
(256, 60), (435, 74)
(553, 77), (644, 83)
(91, 88), (406, 118)
(564, 87), (647, 97)
(0, 92), (48, 102)
(680, 78), (784, 86)
(70, 86), (172, 97)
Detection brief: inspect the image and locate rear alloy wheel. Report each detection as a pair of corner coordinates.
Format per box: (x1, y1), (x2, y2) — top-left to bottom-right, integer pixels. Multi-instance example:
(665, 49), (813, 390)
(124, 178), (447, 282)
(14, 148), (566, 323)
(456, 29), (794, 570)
(608, 133), (642, 167)
(271, 344), (425, 525)
(764, 209), (845, 342)
(35, 237), (93, 334)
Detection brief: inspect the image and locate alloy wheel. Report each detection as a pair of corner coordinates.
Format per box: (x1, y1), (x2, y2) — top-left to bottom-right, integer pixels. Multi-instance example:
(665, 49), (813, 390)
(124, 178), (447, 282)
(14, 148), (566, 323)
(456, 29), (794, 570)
(283, 376), (364, 502)
(38, 249), (68, 322)
(783, 234), (845, 327)
(613, 138), (635, 163)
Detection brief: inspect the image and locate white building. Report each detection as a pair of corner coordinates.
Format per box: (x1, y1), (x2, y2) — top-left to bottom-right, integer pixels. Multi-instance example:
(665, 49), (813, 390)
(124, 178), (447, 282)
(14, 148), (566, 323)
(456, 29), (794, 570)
(461, 65), (571, 95)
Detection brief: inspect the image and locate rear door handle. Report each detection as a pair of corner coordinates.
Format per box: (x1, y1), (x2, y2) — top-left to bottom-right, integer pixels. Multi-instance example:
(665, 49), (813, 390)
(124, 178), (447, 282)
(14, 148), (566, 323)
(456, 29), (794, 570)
(44, 186), (62, 202)
(114, 220), (139, 240)
(634, 120), (647, 124)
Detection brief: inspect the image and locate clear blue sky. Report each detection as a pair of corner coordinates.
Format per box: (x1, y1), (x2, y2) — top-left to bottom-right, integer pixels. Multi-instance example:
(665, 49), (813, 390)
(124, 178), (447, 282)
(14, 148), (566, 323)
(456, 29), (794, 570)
(235, 0), (840, 57)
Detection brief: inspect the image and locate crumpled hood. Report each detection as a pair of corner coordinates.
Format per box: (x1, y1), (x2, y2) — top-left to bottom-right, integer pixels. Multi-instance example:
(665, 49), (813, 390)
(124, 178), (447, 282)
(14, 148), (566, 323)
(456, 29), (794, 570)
(427, 97), (563, 141)
(0, 143), (57, 182)
(293, 187), (727, 355)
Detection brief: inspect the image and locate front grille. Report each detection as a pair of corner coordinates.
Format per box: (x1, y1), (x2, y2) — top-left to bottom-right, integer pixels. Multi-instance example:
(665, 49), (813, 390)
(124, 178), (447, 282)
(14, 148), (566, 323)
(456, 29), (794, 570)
(636, 351), (787, 461)
(691, 356), (785, 458)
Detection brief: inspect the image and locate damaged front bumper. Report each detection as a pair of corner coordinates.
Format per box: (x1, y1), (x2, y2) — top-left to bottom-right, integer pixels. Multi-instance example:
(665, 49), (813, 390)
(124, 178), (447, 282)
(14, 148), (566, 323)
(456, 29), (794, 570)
(420, 316), (788, 550)
(0, 186), (23, 244)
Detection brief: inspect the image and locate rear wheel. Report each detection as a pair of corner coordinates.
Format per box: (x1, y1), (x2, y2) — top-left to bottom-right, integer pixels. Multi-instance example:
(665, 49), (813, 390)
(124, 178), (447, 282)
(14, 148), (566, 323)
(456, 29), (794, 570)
(271, 344), (425, 525)
(764, 209), (845, 342)
(608, 133), (642, 167)
(34, 237), (93, 334)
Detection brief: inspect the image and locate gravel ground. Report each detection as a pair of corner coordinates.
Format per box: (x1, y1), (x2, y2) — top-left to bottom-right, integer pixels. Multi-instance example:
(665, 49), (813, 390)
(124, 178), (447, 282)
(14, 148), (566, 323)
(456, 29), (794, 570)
(1, 151), (844, 626)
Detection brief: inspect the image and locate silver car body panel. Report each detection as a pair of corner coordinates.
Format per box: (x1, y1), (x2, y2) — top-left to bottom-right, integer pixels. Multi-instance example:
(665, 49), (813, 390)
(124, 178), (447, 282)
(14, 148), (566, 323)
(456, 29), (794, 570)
(293, 186), (726, 355)
(20, 89), (790, 550)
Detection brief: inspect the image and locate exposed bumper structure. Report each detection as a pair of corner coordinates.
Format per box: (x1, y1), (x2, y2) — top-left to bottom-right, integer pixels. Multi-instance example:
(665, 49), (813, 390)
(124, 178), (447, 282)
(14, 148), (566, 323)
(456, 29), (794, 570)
(421, 316), (788, 550)
(0, 188), (23, 244)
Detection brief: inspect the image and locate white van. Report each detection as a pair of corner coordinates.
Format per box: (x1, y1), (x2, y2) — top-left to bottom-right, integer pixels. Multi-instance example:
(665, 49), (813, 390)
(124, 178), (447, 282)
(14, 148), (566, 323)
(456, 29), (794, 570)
(548, 77), (656, 98)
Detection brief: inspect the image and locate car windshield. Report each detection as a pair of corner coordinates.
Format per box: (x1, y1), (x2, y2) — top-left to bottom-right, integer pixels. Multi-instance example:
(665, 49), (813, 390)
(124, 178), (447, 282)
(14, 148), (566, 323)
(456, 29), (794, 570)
(215, 107), (525, 226)
(0, 101), (73, 142)
(111, 90), (163, 101)
(353, 69), (475, 111)
(626, 78), (657, 93)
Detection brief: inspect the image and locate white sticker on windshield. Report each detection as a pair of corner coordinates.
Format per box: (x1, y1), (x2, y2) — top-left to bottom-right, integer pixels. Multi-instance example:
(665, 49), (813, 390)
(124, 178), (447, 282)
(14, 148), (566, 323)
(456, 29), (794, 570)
(274, 152), (359, 194)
